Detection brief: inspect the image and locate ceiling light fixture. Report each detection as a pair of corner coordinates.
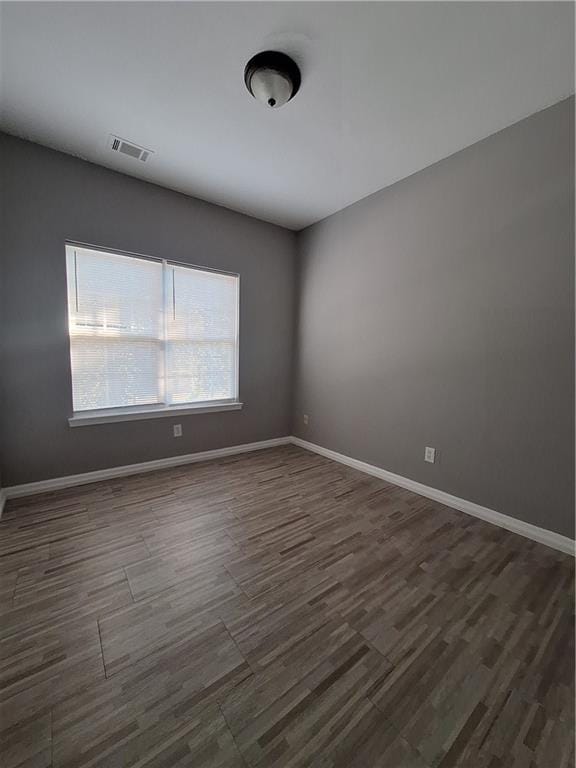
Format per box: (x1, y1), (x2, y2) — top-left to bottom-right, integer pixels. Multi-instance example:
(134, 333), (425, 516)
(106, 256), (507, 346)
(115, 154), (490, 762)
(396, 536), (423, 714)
(244, 51), (301, 109)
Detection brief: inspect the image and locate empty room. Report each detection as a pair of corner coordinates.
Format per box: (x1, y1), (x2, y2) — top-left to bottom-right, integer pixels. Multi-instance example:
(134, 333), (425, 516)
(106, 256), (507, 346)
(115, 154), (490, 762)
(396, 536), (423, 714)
(0, 2), (574, 766)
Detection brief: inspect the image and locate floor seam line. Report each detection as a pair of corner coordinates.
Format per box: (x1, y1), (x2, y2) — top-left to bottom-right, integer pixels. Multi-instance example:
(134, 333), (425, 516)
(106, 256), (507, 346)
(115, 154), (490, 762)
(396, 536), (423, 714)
(217, 702), (250, 768)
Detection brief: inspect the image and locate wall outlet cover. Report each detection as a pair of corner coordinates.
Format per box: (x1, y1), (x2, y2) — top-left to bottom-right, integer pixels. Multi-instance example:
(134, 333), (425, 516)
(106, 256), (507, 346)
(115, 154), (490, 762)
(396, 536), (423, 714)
(425, 446), (435, 463)
(173, 424), (182, 437)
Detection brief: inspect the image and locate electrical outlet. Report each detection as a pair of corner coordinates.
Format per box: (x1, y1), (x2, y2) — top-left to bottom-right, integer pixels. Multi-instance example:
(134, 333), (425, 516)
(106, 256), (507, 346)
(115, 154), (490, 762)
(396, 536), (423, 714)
(173, 424), (182, 438)
(303, 414), (309, 425)
(424, 446), (435, 464)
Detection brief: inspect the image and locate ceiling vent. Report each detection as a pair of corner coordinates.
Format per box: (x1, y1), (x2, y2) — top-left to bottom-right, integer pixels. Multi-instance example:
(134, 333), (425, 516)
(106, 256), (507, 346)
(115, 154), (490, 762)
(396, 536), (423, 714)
(108, 135), (153, 162)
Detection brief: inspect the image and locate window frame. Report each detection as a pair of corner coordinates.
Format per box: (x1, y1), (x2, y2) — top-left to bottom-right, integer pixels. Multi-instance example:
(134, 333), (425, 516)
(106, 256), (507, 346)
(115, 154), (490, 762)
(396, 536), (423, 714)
(65, 241), (242, 426)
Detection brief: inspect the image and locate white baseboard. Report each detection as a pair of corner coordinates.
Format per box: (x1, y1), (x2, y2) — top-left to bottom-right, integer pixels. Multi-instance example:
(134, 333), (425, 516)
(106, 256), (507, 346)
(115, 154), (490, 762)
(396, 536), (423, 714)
(291, 436), (575, 557)
(3, 437), (292, 501)
(3, 435), (573, 557)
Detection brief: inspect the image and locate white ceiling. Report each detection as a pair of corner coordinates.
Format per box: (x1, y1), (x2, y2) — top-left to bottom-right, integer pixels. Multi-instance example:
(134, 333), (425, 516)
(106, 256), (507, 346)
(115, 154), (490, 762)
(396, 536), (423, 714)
(0, 2), (573, 230)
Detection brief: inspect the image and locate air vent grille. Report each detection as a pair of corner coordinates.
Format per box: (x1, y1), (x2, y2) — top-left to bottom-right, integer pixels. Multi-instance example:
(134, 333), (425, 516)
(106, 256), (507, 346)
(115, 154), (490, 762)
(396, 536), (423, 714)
(108, 135), (153, 162)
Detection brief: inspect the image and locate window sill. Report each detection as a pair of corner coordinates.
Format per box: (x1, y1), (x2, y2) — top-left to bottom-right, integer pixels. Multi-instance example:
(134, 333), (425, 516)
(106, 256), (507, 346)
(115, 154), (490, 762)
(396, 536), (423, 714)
(68, 401), (243, 427)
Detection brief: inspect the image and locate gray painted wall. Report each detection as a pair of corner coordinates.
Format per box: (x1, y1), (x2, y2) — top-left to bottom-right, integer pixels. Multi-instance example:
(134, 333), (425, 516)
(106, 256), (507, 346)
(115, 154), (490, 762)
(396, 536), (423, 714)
(293, 98), (574, 539)
(0, 133), (296, 485)
(1, 100), (573, 540)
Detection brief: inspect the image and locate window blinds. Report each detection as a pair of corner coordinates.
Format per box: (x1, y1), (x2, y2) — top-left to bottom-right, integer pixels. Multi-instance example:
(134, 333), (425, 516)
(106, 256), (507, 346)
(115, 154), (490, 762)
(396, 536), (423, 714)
(166, 264), (238, 404)
(66, 245), (239, 412)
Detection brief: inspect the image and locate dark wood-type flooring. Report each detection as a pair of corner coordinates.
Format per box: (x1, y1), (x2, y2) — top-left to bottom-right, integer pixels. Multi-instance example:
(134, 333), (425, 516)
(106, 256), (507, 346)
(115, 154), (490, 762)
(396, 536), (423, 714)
(0, 445), (573, 768)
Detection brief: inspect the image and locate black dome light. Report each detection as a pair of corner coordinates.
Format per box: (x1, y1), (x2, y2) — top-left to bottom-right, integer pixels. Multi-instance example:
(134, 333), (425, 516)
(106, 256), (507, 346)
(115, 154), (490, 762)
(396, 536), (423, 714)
(244, 51), (301, 109)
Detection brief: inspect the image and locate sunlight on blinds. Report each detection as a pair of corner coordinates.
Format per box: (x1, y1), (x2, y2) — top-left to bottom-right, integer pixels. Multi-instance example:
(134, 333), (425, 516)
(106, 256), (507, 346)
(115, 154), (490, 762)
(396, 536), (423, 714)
(66, 248), (164, 411)
(166, 264), (238, 404)
(65, 245), (239, 413)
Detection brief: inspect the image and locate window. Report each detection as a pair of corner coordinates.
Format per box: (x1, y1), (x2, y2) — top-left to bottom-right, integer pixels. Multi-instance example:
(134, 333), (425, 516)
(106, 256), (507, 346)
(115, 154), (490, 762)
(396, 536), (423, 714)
(65, 244), (239, 420)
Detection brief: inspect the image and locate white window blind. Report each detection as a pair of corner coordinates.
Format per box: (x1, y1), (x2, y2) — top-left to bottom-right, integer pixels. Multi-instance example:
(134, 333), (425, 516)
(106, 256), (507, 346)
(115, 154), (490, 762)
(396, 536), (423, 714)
(66, 245), (239, 413)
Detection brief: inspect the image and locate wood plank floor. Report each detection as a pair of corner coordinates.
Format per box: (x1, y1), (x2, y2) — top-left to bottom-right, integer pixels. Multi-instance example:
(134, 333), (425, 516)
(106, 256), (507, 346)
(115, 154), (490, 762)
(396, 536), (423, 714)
(0, 445), (573, 768)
